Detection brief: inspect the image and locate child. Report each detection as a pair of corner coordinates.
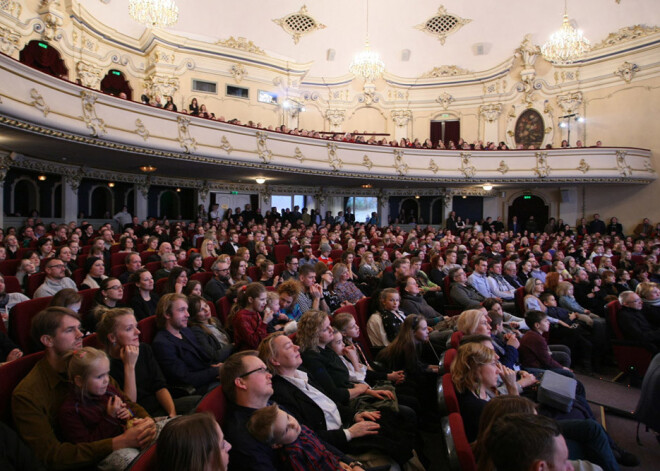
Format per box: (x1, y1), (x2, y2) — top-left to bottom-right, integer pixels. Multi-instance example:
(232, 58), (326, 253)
(519, 310), (573, 375)
(58, 347), (153, 471)
(231, 282), (272, 350)
(266, 290), (293, 333)
(258, 260), (281, 288)
(317, 243), (334, 270)
(366, 288), (406, 347)
(247, 404), (352, 471)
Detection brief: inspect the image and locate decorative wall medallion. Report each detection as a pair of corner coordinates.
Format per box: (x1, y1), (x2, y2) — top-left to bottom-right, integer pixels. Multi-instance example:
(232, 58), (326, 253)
(0, 0), (21, 19)
(391, 109), (412, 127)
(479, 104), (503, 123)
(256, 131), (272, 163)
(148, 46), (176, 67)
(614, 62), (640, 83)
(144, 74), (180, 100)
(29, 89), (50, 117)
(497, 160), (509, 174)
(556, 91), (583, 115)
(358, 83), (379, 105)
(415, 6), (471, 45)
(393, 150), (409, 176)
(76, 61), (102, 90)
(515, 34), (541, 68)
(554, 70), (580, 84)
(135, 119), (149, 141)
(325, 109), (346, 127)
(230, 63), (247, 83)
(327, 143), (342, 171)
(294, 147), (305, 162)
(577, 159), (590, 173)
(420, 65), (471, 78)
(273, 5), (326, 44)
(534, 152), (551, 178)
(362, 155), (373, 170)
(0, 25), (20, 55)
(459, 152), (476, 177)
(592, 25), (660, 50)
(177, 116), (197, 153)
(216, 36), (265, 55)
(79, 91), (106, 136)
(436, 92), (454, 110)
(220, 136), (233, 154)
(35, 0), (64, 41)
(429, 159), (439, 174)
(616, 150), (632, 177)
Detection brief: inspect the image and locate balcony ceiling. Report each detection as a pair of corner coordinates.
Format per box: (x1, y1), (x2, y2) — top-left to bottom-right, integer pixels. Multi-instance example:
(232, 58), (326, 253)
(84, 0), (660, 78)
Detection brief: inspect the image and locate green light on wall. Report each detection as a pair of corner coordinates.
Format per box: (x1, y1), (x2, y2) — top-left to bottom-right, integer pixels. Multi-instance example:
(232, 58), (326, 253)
(38, 42), (48, 49)
(523, 195), (532, 199)
(111, 70), (122, 76)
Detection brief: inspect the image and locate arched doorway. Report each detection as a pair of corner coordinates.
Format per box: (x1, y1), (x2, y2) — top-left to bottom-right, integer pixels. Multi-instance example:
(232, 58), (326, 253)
(508, 194), (549, 233)
(100, 70), (133, 99)
(90, 186), (113, 218)
(12, 178), (39, 216)
(430, 119), (460, 148)
(399, 198), (419, 224)
(19, 40), (68, 78)
(430, 198), (445, 225)
(159, 191), (180, 219)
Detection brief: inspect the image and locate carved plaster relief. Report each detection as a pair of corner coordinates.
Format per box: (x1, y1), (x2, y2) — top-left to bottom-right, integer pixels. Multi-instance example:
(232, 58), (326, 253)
(80, 91), (106, 136)
(614, 62), (640, 83)
(29, 89), (50, 117)
(177, 116), (197, 153)
(415, 6), (471, 45)
(76, 61), (103, 90)
(273, 6), (326, 44)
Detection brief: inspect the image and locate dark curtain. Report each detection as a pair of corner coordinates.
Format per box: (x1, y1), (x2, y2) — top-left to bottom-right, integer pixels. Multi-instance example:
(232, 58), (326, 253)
(100, 72), (133, 100)
(508, 196), (549, 231)
(430, 122), (443, 148)
(429, 120), (461, 148)
(19, 40), (68, 78)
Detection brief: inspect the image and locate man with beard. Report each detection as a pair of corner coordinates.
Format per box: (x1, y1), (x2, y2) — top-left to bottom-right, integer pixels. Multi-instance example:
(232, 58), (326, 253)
(204, 258), (232, 304)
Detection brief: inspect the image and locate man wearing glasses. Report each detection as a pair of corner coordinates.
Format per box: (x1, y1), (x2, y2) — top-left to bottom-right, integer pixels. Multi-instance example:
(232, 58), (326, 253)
(280, 254), (299, 281)
(618, 291), (660, 350)
(153, 253), (178, 282)
(204, 258), (232, 304)
(33, 259), (78, 298)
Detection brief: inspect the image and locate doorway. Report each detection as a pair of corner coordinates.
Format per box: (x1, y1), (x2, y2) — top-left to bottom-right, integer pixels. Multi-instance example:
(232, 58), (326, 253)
(508, 195), (549, 233)
(430, 120), (460, 148)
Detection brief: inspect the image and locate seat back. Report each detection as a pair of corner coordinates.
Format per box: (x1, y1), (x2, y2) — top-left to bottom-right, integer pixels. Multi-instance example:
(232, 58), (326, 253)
(215, 296), (232, 325)
(450, 331), (464, 350)
(26, 272), (47, 298)
(3, 275), (21, 293)
(202, 257), (216, 271)
(247, 266), (260, 282)
(515, 286), (526, 314)
(440, 348), (457, 375)
(127, 443), (157, 471)
(190, 271), (213, 287)
(0, 259), (21, 276)
(606, 299), (653, 377)
(607, 300), (624, 339)
(83, 333), (101, 349)
(155, 278), (168, 295)
(442, 413), (476, 471)
(137, 315), (158, 344)
(195, 385), (227, 426)
(439, 373), (460, 415)
(274, 245), (291, 264)
(9, 297), (53, 352)
(145, 261), (161, 273)
(0, 351), (45, 423)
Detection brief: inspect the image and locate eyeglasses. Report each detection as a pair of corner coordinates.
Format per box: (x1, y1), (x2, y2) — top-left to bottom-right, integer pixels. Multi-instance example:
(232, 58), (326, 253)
(238, 366), (269, 378)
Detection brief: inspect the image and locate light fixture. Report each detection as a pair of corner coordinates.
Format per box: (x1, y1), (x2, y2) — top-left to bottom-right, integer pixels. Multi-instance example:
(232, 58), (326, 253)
(176, 188), (181, 192)
(349, 0), (385, 82)
(361, 184), (372, 189)
(38, 174), (47, 181)
(108, 182), (115, 188)
(415, 195), (420, 199)
(128, 0), (179, 28)
(462, 195), (467, 199)
(541, 0), (590, 65)
(139, 165), (157, 173)
(483, 184), (493, 191)
(255, 177), (266, 185)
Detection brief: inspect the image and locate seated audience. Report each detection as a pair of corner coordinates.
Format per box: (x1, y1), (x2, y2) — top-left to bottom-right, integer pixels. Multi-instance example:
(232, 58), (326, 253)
(188, 294), (234, 363)
(129, 268), (160, 321)
(33, 257), (78, 298)
(80, 256), (108, 290)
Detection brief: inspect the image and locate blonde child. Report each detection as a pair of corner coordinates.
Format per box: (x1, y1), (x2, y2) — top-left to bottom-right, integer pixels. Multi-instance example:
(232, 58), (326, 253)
(247, 404), (357, 471)
(58, 347), (154, 470)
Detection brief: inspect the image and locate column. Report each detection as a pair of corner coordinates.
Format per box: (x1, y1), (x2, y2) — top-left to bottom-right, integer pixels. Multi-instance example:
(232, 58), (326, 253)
(62, 174), (81, 224)
(0, 170), (5, 229)
(480, 104), (502, 144)
(378, 193), (389, 227)
(134, 183), (149, 220)
(391, 110), (412, 143)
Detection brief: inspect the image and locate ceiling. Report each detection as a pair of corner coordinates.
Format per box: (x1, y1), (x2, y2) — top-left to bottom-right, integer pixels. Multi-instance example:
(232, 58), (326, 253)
(83, 0), (660, 78)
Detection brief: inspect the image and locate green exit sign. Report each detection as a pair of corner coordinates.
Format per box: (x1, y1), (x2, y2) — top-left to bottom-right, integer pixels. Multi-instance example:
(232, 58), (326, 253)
(38, 42), (48, 49)
(441, 114), (450, 118)
(111, 70), (122, 76)
(231, 191), (239, 195)
(523, 195), (532, 199)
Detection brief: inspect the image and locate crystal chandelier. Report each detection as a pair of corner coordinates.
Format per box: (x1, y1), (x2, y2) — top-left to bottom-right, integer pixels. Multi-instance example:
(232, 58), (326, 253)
(349, 0), (385, 81)
(541, 1), (590, 65)
(128, 0), (179, 28)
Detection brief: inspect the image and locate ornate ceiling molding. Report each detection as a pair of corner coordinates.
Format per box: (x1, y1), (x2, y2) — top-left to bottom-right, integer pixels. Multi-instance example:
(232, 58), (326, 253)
(216, 36), (265, 55)
(592, 25), (660, 50)
(415, 6), (471, 45)
(420, 65), (472, 78)
(273, 5), (326, 44)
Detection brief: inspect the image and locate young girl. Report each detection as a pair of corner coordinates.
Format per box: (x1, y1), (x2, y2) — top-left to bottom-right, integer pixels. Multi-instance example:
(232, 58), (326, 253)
(231, 282), (272, 350)
(58, 347), (154, 470)
(365, 288), (409, 348)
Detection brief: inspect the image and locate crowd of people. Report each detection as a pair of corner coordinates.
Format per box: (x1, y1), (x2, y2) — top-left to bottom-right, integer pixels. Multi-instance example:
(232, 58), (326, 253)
(125, 92), (608, 150)
(1, 205), (659, 470)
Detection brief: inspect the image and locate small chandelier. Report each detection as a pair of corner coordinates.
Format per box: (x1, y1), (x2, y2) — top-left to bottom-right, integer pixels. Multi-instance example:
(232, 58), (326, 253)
(541, 0), (590, 65)
(128, 0), (179, 28)
(349, 0), (385, 81)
